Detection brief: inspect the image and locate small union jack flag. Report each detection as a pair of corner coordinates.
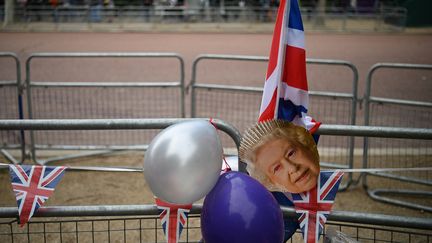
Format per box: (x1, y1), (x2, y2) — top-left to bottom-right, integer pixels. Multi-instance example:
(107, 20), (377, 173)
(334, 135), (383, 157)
(8, 165), (66, 226)
(291, 170), (344, 243)
(155, 198), (192, 243)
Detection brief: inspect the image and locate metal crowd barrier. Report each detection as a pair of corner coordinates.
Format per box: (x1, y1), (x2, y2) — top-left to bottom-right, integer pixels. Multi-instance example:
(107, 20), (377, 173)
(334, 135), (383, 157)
(0, 119), (432, 242)
(25, 52), (185, 165)
(0, 205), (431, 243)
(0, 119), (431, 242)
(363, 63), (432, 212)
(0, 52), (25, 164)
(189, 54), (359, 189)
(9, 5), (407, 32)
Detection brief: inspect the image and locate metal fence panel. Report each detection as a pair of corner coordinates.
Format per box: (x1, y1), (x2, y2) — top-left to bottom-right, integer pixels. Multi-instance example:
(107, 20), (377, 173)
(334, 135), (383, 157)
(0, 113), (431, 241)
(0, 52), (24, 164)
(189, 54), (359, 186)
(1, 205), (431, 243)
(25, 53), (185, 164)
(363, 63), (432, 212)
(1, 216), (431, 243)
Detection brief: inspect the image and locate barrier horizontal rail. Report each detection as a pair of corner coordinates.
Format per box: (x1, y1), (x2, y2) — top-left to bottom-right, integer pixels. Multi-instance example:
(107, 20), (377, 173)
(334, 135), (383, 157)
(191, 83), (355, 99)
(318, 125), (432, 139)
(0, 204), (430, 230)
(29, 82), (182, 88)
(26, 52), (184, 58)
(1, 119), (431, 140)
(0, 118), (241, 152)
(0, 81), (19, 86)
(369, 96), (432, 108)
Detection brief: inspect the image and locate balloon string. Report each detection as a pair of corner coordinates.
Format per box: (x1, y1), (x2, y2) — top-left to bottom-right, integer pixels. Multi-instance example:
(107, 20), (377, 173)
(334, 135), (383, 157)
(222, 157), (231, 173)
(322, 167), (432, 173)
(0, 163), (142, 172)
(2, 163), (431, 173)
(209, 118), (231, 173)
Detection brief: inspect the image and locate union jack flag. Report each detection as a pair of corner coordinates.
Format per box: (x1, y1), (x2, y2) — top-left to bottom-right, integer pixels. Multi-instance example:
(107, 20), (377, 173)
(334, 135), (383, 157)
(291, 170), (344, 243)
(259, 0), (320, 133)
(155, 198), (192, 243)
(8, 165), (66, 226)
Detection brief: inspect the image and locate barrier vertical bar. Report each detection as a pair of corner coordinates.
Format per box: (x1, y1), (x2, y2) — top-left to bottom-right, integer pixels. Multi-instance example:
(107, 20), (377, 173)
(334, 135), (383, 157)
(0, 52), (24, 164)
(363, 62), (432, 211)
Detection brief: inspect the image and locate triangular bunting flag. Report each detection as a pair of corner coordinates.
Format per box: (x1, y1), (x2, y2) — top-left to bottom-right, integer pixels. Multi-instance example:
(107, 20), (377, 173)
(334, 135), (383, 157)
(8, 165), (66, 226)
(291, 170), (344, 243)
(155, 197), (192, 243)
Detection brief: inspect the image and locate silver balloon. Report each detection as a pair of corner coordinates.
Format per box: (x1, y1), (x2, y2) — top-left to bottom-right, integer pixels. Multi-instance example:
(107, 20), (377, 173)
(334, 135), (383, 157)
(144, 120), (223, 204)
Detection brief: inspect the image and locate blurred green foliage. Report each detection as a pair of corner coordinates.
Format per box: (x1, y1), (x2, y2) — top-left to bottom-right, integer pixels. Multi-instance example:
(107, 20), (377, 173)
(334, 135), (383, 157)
(397, 0), (432, 27)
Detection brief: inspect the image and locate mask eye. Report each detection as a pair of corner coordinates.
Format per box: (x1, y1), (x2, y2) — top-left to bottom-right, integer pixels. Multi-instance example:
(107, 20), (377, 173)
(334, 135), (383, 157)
(273, 164), (281, 174)
(287, 149), (295, 158)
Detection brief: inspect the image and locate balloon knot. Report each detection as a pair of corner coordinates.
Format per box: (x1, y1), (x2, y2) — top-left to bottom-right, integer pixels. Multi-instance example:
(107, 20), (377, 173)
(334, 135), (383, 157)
(209, 118), (218, 130)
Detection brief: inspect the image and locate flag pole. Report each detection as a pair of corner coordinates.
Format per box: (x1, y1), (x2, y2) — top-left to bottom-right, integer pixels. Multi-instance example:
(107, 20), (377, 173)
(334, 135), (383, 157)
(274, 0), (290, 119)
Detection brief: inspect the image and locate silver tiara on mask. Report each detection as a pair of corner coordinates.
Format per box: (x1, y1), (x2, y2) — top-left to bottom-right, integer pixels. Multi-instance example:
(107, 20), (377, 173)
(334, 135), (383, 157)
(239, 119), (296, 163)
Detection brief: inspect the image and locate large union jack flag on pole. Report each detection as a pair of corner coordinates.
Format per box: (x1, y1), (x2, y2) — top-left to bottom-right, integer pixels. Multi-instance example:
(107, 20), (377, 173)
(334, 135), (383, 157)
(155, 198), (192, 243)
(8, 165), (66, 226)
(259, 1), (337, 241)
(291, 170), (344, 243)
(259, 0), (320, 133)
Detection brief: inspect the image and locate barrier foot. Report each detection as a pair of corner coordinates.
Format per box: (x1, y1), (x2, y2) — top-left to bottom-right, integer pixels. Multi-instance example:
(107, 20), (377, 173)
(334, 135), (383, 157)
(36, 150), (121, 165)
(0, 149), (20, 165)
(367, 188), (432, 213)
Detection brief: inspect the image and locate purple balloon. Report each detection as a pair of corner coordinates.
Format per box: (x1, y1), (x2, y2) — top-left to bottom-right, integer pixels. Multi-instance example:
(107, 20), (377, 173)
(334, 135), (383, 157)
(201, 171), (284, 243)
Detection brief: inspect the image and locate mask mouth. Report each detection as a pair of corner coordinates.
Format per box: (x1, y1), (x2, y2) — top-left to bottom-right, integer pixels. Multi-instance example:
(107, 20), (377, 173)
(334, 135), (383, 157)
(294, 168), (310, 184)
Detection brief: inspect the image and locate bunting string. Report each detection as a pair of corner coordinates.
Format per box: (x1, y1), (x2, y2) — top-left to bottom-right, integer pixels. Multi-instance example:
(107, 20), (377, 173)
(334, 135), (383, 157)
(0, 163), (142, 172)
(1, 163), (431, 173)
(322, 167), (432, 173)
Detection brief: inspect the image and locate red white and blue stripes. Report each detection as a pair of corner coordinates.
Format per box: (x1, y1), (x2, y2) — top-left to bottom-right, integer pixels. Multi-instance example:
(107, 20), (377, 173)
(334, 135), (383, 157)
(259, 0), (320, 133)
(155, 198), (192, 243)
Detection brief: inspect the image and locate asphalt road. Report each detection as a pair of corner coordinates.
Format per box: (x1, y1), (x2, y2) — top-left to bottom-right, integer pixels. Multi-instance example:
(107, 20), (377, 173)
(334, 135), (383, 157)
(0, 32), (431, 100)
